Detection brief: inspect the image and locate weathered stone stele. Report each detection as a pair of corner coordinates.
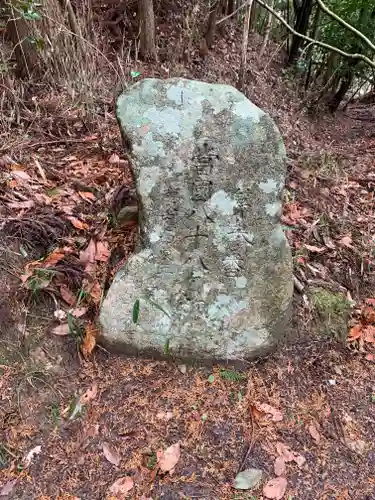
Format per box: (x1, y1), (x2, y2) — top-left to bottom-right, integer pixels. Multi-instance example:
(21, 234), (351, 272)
(100, 78), (293, 363)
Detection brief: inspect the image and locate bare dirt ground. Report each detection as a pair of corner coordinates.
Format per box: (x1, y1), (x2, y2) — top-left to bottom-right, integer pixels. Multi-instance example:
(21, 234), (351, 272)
(1, 16), (375, 500)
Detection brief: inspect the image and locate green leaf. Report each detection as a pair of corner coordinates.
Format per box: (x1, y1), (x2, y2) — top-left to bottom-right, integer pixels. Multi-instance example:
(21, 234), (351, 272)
(145, 297), (171, 318)
(201, 413), (208, 422)
(146, 452), (157, 470)
(130, 71), (141, 78)
(46, 187), (60, 197)
(34, 36), (45, 49)
(67, 312), (75, 334)
(23, 10), (42, 20)
(25, 35), (44, 49)
(238, 391), (243, 402)
(207, 374), (215, 384)
(132, 298), (140, 324)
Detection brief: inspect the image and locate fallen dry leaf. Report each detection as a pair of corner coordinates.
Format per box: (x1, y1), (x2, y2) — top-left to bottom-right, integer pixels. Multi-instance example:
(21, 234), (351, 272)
(345, 438), (367, 455)
(79, 239), (96, 267)
(95, 241), (110, 262)
(0, 479), (17, 496)
(8, 162), (23, 169)
(89, 281), (102, 305)
(347, 324), (363, 342)
(157, 442), (180, 472)
(293, 453), (306, 467)
(362, 325), (375, 343)
(323, 235), (336, 249)
(60, 285), (76, 306)
(12, 169), (31, 180)
(103, 442), (120, 466)
(276, 442), (294, 462)
(84, 424), (100, 440)
(263, 477), (287, 499)
(255, 403), (283, 422)
(109, 476), (134, 495)
(23, 249), (66, 280)
(79, 383), (98, 404)
(51, 323), (70, 336)
(304, 244), (326, 253)
(41, 248), (66, 267)
(7, 200), (35, 209)
(365, 353), (374, 361)
(276, 442), (305, 467)
(78, 191), (96, 202)
(23, 445), (42, 468)
(251, 404), (266, 421)
(339, 235), (353, 248)
(108, 153), (120, 164)
(282, 202), (309, 224)
(365, 298), (375, 306)
(361, 306), (375, 325)
(66, 216), (89, 230)
(156, 411), (174, 421)
(70, 307), (87, 318)
(81, 323), (97, 357)
(274, 456), (286, 476)
(308, 423), (321, 443)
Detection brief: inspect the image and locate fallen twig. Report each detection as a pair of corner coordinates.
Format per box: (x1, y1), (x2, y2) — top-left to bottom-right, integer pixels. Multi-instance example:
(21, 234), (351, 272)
(0, 136), (99, 153)
(293, 274), (305, 294)
(237, 403), (255, 473)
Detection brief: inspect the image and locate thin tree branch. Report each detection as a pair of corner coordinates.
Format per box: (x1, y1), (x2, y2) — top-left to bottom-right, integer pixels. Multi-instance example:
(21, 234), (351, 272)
(217, 0), (375, 65)
(217, 0), (375, 68)
(316, 0), (375, 53)
(216, 1), (251, 25)
(255, 0), (375, 69)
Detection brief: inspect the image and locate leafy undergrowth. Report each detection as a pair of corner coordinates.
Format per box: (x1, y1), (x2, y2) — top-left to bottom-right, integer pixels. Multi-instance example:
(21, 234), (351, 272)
(1, 21), (375, 500)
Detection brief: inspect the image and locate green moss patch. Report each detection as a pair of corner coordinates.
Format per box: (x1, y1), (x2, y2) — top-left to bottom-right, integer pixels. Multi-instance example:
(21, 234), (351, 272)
(310, 287), (350, 341)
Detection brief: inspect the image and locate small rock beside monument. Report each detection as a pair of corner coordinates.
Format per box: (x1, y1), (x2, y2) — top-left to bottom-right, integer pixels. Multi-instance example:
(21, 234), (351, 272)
(100, 78), (293, 363)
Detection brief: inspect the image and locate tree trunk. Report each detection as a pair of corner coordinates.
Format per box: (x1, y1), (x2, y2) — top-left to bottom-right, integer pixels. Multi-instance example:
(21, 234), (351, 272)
(328, 66), (355, 112)
(238, 0), (253, 90)
(138, 0), (157, 60)
(259, 0), (273, 57)
(323, 52), (339, 85)
(286, 0), (290, 53)
(288, 0), (313, 65)
(227, 0), (235, 14)
(205, 1), (219, 48)
(5, 0), (75, 79)
(249, 1), (258, 31)
(6, 15), (39, 78)
(304, 5), (321, 90)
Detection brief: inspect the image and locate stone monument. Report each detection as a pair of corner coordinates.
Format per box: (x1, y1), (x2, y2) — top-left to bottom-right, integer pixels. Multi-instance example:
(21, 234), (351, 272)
(100, 78), (293, 364)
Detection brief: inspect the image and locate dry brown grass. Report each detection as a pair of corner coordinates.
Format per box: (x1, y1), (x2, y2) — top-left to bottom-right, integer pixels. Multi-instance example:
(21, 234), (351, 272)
(0, 0), (134, 156)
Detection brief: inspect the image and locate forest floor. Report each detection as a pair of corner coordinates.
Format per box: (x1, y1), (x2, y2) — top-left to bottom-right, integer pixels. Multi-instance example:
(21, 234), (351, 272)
(1, 18), (375, 500)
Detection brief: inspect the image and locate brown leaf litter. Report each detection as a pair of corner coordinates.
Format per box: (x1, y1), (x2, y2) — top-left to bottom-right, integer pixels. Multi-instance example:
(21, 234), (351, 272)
(1, 14), (375, 500)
